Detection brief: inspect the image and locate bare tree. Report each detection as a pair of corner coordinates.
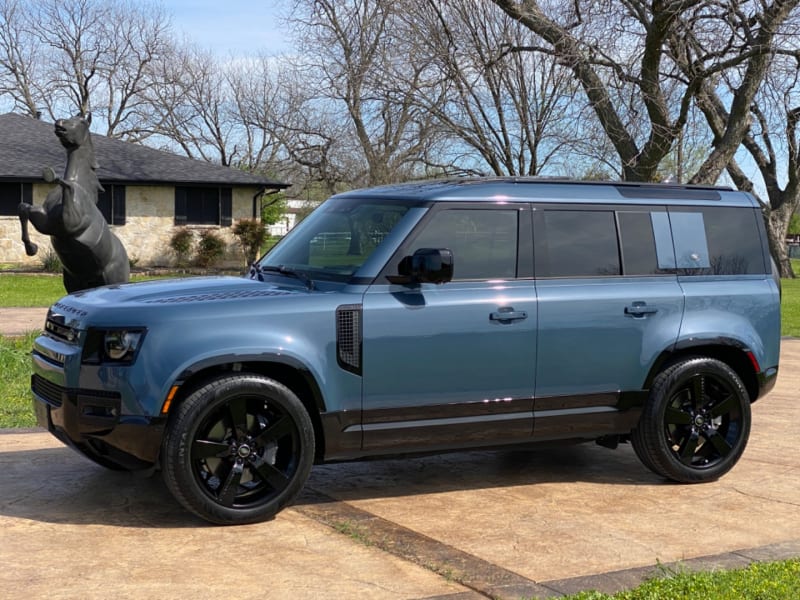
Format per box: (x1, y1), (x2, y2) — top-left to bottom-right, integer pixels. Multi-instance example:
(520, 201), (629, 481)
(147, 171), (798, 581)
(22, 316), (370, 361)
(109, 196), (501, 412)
(146, 46), (239, 164)
(289, 0), (448, 187)
(690, 57), (800, 277)
(226, 55), (285, 172)
(0, 0), (175, 138)
(487, 1), (799, 184)
(0, 0), (47, 116)
(404, 0), (582, 176)
(661, 4), (800, 276)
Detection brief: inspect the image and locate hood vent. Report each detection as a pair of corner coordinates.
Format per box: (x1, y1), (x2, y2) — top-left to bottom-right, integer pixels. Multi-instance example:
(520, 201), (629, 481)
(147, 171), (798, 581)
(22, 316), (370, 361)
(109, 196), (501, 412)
(336, 304), (362, 375)
(144, 289), (292, 303)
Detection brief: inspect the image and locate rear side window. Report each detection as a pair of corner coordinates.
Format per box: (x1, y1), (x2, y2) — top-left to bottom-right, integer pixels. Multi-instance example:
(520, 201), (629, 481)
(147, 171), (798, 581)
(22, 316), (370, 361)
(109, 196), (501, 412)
(670, 207), (766, 275)
(537, 210), (620, 277)
(618, 211), (666, 275)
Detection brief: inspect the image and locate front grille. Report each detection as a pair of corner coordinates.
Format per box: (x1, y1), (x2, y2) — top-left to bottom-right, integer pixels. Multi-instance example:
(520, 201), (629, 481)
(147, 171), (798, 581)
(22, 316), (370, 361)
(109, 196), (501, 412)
(336, 304), (362, 374)
(32, 374), (65, 407)
(31, 375), (121, 409)
(44, 316), (78, 343)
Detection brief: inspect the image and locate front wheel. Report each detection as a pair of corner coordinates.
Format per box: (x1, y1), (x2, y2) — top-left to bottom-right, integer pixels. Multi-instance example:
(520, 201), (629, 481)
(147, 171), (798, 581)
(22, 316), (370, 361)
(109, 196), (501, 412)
(631, 357), (751, 483)
(162, 374), (314, 525)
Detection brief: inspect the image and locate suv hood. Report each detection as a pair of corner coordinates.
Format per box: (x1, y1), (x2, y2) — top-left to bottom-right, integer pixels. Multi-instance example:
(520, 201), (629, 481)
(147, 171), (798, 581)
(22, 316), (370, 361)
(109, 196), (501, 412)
(63, 276), (306, 307)
(47, 276), (311, 330)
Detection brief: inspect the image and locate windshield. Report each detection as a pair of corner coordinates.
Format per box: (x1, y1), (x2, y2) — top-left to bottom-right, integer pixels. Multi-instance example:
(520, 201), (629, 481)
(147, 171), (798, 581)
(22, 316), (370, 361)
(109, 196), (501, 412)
(259, 197), (416, 283)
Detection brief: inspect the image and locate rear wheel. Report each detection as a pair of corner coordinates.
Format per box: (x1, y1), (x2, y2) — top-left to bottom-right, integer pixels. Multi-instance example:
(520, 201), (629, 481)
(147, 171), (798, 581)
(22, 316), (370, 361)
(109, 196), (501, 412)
(162, 374), (314, 524)
(632, 357), (751, 483)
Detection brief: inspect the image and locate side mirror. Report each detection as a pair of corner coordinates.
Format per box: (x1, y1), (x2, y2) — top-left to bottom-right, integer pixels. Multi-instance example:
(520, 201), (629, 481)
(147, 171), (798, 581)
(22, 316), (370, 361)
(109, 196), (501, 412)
(387, 248), (454, 285)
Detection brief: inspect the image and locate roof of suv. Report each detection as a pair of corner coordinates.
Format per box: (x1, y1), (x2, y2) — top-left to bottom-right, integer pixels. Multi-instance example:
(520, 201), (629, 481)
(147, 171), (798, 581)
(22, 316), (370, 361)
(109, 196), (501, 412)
(334, 177), (759, 207)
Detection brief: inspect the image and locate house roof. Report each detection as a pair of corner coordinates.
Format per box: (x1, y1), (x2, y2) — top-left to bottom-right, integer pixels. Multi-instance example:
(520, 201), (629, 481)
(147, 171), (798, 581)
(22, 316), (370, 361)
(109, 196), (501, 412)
(0, 112), (288, 189)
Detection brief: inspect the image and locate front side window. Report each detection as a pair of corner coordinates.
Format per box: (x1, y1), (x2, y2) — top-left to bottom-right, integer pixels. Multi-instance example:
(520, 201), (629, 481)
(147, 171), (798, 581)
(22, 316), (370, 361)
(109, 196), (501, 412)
(261, 197), (415, 282)
(404, 208), (519, 280)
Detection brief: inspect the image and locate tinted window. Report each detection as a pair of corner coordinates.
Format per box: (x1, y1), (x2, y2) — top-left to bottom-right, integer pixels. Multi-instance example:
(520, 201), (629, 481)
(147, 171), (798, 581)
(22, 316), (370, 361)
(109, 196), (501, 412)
(97, 184), (126, 226)
(174, 187), (232, 226)
(264, 199), (413, 282)
(0, 182), (28, 216)
(670, 207), (766, 275)
(539, 210), (620, 277)
(618, 211), (662, 275)
(409, 209), (518, 280)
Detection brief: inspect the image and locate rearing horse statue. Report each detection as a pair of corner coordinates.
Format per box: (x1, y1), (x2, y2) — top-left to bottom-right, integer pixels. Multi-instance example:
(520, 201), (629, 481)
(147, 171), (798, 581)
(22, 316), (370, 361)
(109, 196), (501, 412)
(19, 113), (129, 293)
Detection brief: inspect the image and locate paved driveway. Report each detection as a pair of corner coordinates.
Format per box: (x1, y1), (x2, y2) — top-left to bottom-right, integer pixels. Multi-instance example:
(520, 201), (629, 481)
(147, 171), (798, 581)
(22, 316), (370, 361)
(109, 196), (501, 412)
(1, 340), (799, 599)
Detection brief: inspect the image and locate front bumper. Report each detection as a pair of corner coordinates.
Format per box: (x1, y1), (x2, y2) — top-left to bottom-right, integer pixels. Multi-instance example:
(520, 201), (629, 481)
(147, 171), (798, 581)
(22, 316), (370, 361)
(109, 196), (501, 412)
(32, 347), (165, 471)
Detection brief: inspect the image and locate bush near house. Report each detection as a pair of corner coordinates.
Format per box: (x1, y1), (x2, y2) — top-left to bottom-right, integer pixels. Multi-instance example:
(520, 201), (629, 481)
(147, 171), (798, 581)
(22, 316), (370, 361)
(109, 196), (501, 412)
(169, 228), (194, 267)
(232, 218), (268, 265)
(195, 230), (226, 268)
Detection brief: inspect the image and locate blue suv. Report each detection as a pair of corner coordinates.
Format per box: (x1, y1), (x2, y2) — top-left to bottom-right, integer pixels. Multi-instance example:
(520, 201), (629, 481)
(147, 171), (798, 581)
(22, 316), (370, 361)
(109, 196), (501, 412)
(30, 179), (781, 524)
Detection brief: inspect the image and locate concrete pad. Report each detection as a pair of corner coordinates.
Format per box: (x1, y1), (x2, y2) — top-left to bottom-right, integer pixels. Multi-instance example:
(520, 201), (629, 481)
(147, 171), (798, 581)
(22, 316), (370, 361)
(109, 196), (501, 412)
(307, 340), (800, 583)
(0, 307), (47, 336)
(1, 339), (798, 598)
(0, 432), (468, 600)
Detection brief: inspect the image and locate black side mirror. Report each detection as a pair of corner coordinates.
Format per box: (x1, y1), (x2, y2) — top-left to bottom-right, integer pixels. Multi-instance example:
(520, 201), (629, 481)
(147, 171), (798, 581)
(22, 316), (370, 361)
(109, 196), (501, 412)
(387, 248), (454, 285)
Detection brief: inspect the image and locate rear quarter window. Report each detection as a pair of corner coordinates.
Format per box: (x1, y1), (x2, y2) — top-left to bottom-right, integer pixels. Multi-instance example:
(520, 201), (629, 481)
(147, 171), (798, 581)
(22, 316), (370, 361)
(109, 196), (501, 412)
(670, 206), (767, 275)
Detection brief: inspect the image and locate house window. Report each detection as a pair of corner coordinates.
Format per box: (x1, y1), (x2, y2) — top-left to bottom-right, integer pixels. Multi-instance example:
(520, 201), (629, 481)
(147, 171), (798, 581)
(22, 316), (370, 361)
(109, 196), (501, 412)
(97, 184), (126, 225)
(0, 182), (32, 216)
(174, 186), (232, 226)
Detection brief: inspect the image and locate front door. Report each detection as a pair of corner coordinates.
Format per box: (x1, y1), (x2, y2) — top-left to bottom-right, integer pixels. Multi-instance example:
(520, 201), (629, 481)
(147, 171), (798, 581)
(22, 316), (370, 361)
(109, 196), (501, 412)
(360, 204), (537, 453)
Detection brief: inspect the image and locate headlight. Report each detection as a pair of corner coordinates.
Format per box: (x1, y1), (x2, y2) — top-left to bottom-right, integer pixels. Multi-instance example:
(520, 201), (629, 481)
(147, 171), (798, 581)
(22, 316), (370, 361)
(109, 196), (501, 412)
(82, 328), (146, 364)
(105, 330), (144, 361)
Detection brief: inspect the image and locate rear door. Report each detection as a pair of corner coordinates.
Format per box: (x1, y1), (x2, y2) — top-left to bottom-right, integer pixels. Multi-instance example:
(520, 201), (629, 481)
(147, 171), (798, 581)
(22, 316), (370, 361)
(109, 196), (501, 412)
(532, 206), (684, 439)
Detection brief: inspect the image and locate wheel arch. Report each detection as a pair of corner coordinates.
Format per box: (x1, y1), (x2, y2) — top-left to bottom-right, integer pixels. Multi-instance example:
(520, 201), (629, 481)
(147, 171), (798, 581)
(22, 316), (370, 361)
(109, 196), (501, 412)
(645, 338), (760, 403)
(166, 354), (328, 462)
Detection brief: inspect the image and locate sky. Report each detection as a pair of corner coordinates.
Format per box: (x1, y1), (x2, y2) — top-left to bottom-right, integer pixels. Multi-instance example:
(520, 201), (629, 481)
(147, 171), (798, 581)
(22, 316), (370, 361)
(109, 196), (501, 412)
(167, 0), (290, 56)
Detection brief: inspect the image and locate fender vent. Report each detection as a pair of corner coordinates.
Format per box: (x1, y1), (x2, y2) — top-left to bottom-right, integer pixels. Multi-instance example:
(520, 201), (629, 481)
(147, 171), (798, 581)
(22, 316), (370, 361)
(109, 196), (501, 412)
(336, 304), (362, 375)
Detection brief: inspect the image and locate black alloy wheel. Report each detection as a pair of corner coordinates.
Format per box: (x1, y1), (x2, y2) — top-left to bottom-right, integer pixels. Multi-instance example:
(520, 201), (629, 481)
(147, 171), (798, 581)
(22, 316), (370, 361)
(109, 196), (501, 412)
(631, 357), (751, 483)
(162, 374), (314, 524)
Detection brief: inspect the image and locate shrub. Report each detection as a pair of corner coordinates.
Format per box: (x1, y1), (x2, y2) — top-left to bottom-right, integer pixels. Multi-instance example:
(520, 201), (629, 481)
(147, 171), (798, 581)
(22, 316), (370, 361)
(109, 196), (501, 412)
(40, 248), (62, 273)
(232, 218), (268, 265)
(195, 230), (226, 268)
(169, 228), (194, 266)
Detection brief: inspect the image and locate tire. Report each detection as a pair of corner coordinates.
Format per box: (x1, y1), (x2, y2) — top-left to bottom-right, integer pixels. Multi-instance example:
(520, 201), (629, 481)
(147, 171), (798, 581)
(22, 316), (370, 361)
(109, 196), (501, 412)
(631, 357), (751, 483)
(162, 374), (314, 525)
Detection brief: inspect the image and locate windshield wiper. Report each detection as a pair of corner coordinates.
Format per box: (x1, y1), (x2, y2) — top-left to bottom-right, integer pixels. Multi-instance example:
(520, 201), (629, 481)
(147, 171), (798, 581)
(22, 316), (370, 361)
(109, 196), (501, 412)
(253, 265), (315, 290)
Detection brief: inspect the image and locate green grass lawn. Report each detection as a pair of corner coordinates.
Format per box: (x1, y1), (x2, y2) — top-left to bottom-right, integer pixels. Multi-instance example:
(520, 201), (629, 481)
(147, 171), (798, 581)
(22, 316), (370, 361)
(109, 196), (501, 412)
(0, 273), (189, 307)
(564, 558), (800, 599)
(0, 332), (37, 428)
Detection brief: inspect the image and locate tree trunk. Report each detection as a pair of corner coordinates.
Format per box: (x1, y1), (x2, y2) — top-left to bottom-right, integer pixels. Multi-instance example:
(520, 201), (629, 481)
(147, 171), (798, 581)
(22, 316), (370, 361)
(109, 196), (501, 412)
(765, 203), (796, 278)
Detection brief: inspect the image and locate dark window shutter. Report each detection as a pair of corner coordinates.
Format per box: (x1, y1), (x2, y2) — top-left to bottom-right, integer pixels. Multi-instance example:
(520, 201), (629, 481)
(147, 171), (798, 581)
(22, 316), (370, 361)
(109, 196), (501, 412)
(220, 187), (232, 227)
(113, 185), (126, 225)
(174, 187), (187, 226)
(22, 183), (33, 205)
(97, 185), (112, 223)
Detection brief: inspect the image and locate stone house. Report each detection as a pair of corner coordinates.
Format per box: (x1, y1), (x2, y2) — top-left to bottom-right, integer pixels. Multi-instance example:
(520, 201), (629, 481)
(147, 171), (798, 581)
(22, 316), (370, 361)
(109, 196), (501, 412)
(0, 112), (288, 268)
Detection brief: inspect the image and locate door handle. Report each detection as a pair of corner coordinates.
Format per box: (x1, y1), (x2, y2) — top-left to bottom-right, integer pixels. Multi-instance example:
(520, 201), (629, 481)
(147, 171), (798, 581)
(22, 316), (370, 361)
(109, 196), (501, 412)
(624, 302), (658, 318)
(490, 307), (528, 323)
